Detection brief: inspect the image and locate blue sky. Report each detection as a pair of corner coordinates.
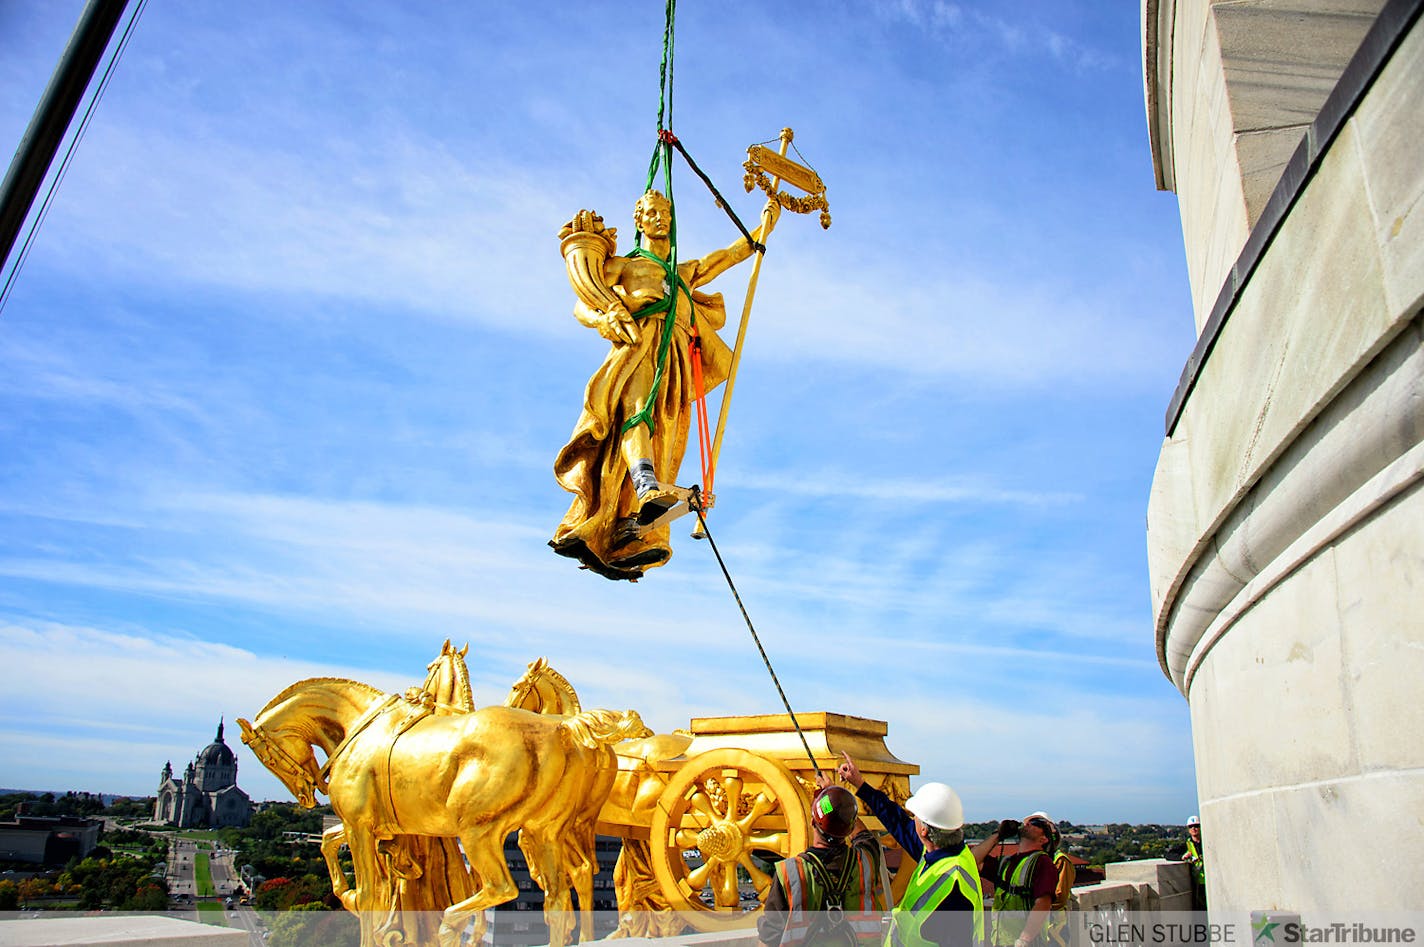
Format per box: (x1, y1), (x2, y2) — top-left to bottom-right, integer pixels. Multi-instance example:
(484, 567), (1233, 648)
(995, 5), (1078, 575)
(0, 1), (1199, 824)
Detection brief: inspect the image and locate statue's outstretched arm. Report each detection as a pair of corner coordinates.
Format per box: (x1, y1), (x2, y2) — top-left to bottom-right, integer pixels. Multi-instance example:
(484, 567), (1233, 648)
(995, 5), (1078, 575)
(687, 199), (781, 288)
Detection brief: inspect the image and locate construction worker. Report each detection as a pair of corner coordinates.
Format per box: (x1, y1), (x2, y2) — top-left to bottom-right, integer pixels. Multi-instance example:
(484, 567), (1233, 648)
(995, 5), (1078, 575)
(836, 752), (983, 947)
(974, 814), (1057, 947)
(1182, 816), (1206, 910)
(759, 782), (890, 947)
(1023, 813), (1073, 947)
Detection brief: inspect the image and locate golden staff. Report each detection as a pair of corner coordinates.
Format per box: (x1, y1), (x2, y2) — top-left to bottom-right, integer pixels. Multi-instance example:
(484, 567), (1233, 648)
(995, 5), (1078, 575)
(694, 128), (829, 539)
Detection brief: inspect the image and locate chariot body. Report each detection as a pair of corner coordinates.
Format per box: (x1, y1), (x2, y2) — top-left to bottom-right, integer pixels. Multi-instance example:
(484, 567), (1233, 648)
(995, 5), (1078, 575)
(600, 709), (920, 933)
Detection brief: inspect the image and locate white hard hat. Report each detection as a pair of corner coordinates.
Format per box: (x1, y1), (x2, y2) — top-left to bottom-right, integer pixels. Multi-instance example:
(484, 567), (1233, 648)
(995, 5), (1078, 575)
(904, 782), (964, 830)
(1187, 815), (1201, 826)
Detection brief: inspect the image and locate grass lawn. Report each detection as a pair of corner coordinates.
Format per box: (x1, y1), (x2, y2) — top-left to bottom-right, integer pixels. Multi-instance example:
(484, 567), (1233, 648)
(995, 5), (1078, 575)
(194, 853), (215, 897)
(176, 829), (220, 842)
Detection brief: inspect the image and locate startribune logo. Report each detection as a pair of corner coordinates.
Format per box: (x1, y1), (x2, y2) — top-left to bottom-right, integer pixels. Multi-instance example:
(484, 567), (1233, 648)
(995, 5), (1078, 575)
(1255, 919), (1283, 943)
(1255, 922), (1417, 944)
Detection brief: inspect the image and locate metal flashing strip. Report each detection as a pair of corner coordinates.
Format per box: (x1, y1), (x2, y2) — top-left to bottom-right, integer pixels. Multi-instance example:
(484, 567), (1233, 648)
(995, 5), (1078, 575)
(1163, 0), (1424, 437)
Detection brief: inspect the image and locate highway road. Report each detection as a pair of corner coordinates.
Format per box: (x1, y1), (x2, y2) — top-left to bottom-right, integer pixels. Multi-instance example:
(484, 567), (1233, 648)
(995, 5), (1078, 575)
(159, 835), (267, 945)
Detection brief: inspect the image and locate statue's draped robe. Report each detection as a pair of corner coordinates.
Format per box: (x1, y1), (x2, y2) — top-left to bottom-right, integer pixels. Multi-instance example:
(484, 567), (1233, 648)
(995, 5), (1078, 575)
(552, 264), (732, 574)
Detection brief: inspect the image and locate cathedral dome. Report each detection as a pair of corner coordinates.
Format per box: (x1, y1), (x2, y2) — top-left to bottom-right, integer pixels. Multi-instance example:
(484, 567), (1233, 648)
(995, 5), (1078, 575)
(197, 720), (236, 767)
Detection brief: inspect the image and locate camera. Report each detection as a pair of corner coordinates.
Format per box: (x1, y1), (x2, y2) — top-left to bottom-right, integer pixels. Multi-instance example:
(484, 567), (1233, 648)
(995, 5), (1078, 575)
(997, 819), (1021, 839)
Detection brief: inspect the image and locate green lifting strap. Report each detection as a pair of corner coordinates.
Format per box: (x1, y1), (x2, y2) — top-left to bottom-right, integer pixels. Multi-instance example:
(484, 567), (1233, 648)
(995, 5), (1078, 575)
(620, 242), (692, 437)
(622, 0), (684, 436)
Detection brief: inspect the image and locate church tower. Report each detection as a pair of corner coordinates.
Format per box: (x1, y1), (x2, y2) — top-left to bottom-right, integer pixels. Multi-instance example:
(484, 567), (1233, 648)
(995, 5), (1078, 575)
(193, 719), (237, 793)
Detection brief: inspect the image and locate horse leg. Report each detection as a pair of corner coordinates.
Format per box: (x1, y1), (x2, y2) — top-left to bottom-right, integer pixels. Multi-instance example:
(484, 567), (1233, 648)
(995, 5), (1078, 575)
(526, 828), (574, 947)
(570, 834), (596, 944)
(320, 825), (359, 914)
(341, 823), (389, 947)
(439, 833), (517, 947)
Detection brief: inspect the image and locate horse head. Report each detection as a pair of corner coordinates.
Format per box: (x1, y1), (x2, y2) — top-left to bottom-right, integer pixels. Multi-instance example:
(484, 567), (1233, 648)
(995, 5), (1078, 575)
(240, 676), (387, 808)
(505, 657), (581, 716)
(238, 715), (321, 808)
(419, 639), (474, 713)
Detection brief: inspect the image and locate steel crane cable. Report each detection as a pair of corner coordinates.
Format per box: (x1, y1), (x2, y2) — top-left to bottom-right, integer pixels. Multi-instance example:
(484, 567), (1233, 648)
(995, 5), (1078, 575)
(690, 487), (824, 780)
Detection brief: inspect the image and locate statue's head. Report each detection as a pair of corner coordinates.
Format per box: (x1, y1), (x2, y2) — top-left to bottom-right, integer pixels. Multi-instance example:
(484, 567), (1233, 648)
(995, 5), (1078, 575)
(634, 189), (672, 237)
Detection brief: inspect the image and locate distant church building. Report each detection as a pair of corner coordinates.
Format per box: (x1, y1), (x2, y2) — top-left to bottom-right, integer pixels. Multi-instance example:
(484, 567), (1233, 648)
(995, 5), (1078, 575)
(153, 719), (252, 829)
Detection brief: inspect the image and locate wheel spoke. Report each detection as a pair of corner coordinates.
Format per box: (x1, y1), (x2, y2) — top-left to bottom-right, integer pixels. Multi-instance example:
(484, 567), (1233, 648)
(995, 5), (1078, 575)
(740, 792), (775, 827)
(740, 853), (772, 896)
(723, 776), (744, 816)
(687, 786), (719, 821)
(673, 827), (701, 849)
(688, 861), (712, 891)
(715, 864), (739, 910)
(745, 830), (788, 852)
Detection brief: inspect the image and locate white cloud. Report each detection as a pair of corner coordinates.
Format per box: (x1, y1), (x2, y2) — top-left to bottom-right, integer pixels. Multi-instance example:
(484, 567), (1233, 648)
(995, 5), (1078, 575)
(0, 620), (412, 800)
(872, 2), (1118, 72)
(22, 111), (1171, 391)
(0, 616), (1192, 821)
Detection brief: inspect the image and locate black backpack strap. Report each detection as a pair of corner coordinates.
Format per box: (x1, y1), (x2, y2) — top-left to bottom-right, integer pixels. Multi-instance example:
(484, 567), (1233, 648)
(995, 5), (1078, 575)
(995, 851), (1042, 901)
(801, 849), (858, 909)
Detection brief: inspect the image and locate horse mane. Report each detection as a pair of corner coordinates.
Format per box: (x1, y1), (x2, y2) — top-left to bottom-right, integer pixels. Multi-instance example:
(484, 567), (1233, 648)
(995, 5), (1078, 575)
(254, 677), (387, 717)
(539, 663), (573, 694)
(560, 709), (652, 749)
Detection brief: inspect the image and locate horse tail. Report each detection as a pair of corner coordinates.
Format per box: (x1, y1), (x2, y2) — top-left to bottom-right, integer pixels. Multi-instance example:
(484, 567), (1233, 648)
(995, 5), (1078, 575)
(560, 709), (653, 749)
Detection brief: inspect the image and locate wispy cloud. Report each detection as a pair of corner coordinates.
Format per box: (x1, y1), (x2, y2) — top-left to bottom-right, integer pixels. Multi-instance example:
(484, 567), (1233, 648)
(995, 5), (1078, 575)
(0, 1), (1196, 824)
(0, 620), (412, 799)
(734, 468), (1081, 507)
(873, 1), (1118, 72)
(0, 616), (1190, 820)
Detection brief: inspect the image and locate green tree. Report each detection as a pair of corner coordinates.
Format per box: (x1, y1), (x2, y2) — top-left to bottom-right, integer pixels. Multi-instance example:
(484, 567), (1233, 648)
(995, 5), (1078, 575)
(267, 901), (359, 947)
(256, 877), (294, 911)
(104, 797), (155, 820)
(125, 881), (169, 911)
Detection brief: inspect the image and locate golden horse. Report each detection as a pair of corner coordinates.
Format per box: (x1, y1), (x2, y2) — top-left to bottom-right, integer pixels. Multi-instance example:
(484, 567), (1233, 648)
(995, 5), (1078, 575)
(239, 676), (650, 947)
(423, 647), (602, 942)
(408, 646), (603, 942)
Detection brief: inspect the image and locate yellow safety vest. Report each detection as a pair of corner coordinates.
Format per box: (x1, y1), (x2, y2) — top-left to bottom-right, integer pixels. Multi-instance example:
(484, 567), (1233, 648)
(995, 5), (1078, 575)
(991, 850), (1046, 946)
(1045, 852), (1073, 947)
(886, 846), (984, 947)
(775, 845), (888, 946)
(1185, 839), (1205, 885)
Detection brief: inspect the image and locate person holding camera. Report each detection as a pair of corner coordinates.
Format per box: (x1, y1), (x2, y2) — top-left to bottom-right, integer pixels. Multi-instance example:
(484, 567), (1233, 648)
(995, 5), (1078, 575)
(973, 814), (1058, 947)
(835, 752), (983, 947)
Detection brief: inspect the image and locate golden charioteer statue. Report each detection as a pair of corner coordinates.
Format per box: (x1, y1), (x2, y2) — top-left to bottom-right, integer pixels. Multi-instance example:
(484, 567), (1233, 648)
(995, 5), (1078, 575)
(551, 128), (829, 581)
(549, 191), (778, 579)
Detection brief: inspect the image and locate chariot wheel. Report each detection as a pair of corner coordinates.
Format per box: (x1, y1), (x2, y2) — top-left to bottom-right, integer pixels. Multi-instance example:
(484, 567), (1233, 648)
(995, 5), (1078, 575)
(648, 748), (811, 931)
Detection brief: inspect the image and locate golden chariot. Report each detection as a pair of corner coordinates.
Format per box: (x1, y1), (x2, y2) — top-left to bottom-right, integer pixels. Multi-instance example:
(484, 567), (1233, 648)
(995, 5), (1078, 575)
(240, 644), (919, 945)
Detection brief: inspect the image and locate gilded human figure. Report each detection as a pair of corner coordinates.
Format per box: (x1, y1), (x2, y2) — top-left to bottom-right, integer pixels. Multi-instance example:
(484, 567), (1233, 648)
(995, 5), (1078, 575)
(552, 190), (779, 579)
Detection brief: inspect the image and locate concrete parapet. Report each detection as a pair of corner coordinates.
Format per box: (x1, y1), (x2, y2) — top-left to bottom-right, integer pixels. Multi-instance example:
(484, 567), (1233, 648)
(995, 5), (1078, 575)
(0, 914), (249, 946)
(1103, 859), (1194, 913)
(1072, 859), (1194, 913)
